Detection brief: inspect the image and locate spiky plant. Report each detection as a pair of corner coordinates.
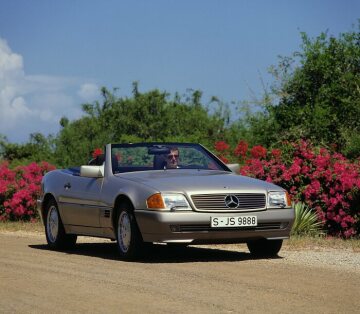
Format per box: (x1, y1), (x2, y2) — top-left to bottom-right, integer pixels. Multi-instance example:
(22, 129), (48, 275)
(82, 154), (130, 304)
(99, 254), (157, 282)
(291, 202), (324, 236)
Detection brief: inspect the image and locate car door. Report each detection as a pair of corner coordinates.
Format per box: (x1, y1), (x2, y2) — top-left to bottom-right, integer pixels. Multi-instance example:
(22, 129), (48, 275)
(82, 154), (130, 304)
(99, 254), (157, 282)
(58, 174), (103, 227)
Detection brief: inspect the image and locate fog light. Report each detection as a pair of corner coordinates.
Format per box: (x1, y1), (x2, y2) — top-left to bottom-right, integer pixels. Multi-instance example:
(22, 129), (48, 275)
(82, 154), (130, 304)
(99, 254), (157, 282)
(170, 225), (180, 232)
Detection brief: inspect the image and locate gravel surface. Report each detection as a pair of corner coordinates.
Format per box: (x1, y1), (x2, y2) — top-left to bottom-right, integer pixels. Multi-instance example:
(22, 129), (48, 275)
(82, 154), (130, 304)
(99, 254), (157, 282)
(275, 249), (360, 273)
(1, 231), (359, 313)
(3, 230), (360, 274)
(196, 243), (360, 274)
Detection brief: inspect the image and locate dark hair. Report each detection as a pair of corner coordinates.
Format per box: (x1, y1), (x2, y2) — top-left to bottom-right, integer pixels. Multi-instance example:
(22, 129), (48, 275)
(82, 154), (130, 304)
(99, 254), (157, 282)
(168, 147), (179, 154)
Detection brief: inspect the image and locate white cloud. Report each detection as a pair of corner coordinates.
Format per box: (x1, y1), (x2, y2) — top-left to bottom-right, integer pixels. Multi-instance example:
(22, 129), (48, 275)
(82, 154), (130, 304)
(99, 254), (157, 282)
(0, 38), (32, 130)
(0, 38), (96, 142)
(78, 83), (99, 101)
(0, 38), (24, 78)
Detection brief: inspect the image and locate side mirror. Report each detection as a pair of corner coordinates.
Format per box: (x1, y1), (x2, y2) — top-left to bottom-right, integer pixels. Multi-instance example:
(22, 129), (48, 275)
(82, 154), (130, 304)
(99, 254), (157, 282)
(226, 163), (240, 173)
(80, 165), (104, 178)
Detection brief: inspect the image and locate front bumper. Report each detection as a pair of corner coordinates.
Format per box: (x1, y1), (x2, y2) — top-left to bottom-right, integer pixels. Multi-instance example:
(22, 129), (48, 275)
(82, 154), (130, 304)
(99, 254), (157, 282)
(135, 208), (295, 244)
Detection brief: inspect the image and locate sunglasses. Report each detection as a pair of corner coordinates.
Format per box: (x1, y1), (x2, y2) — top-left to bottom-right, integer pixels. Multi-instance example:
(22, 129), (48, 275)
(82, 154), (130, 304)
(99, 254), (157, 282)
(167, 154), (179, 160)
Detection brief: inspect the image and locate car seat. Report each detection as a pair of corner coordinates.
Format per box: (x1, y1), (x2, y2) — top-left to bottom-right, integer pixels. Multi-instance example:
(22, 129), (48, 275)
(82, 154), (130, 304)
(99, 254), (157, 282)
(153, 154), (166, 169)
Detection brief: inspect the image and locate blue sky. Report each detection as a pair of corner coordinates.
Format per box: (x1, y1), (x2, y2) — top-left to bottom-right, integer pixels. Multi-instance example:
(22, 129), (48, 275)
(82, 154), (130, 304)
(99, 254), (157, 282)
(0, 0), (358, 143)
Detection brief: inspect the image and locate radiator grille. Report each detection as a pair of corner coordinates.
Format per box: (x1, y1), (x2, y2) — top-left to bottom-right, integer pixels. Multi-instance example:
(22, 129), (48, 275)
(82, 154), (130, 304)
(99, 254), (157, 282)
(191, 193), (266, 211)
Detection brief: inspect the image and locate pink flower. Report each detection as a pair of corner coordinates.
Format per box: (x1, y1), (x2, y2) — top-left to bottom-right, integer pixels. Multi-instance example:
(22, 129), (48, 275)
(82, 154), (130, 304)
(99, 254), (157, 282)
(271, 149), (281, 159)
(282, 171), (292, 182)
(92, 148), (103, 159)
(115, 152), (122, 161)
(208, 162), (218, 170)
(301, 165), (310, 174)
(236, 139), (360, 238)
(215, 141), (230, 152)
(219, 156), (229, 164)
(344, 228), (355, 238)
(250, 145), (267, 159)
(314, 155), (330, 171)
(234, 140), (248, 157)
(288, 163), (301, 176)
(0, 161), (56, 221)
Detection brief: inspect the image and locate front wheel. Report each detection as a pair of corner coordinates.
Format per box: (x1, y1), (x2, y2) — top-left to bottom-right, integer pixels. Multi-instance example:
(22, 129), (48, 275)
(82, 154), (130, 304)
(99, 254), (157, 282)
(45, 199), (77, 250)
(247, 239), (283, 257)
(116, 207), (145, 260)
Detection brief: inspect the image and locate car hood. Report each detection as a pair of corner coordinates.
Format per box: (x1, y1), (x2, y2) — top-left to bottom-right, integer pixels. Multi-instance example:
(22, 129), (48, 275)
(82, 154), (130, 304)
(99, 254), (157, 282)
(117, 170), (282, 194)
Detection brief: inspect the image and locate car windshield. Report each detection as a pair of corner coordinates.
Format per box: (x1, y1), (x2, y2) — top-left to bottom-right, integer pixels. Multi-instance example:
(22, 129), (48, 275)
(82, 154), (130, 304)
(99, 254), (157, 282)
(110, 143), (228, 174)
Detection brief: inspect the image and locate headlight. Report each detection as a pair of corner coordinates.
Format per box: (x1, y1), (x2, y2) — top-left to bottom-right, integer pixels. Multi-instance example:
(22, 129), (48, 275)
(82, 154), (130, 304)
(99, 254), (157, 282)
(268, 191), (291, 208)
(163, 194), (191, 211)
(146, 193), (192, 211)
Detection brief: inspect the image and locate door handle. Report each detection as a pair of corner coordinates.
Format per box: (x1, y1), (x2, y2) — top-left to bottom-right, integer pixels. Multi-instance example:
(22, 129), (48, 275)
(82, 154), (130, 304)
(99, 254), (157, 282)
(64, 182), (71, 189)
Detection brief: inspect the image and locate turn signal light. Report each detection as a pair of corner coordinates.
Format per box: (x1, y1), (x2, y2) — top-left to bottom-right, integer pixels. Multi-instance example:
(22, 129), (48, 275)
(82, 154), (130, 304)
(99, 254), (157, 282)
(286, 192), (292, 207)
(147, 193), (165, 209)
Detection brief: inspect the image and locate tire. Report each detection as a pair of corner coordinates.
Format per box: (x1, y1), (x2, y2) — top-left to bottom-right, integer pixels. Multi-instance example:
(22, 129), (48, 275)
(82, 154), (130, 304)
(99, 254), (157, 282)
(247, 239), (283, 257)
(45, 199), (77, 250)
(115, 206), (145, 260)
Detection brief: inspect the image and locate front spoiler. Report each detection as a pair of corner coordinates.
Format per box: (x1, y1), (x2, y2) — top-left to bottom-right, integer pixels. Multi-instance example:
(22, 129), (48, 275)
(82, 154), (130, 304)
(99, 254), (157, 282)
(135, 208), (295, 244)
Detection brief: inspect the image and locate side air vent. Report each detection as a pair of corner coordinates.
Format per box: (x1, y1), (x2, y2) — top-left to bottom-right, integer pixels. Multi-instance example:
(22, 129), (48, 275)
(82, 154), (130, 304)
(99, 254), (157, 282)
(104, 209), (111, 218)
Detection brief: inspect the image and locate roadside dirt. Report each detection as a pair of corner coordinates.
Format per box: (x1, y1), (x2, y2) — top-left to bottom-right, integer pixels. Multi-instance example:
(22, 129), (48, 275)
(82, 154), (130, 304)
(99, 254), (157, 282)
(0, 232), (358, 313)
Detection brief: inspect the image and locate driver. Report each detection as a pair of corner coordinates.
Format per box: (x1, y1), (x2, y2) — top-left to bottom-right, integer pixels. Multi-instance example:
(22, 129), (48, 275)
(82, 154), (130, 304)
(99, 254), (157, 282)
(166, 147), (180, 169)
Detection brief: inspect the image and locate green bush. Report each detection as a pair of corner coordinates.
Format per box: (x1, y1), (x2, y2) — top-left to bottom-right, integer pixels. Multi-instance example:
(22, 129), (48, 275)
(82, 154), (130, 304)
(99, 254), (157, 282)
(291, 202), (324, 237)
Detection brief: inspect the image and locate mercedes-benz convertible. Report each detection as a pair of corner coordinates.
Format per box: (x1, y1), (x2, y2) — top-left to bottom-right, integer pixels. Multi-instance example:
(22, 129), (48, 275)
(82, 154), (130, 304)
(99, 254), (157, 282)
(37, 143), (295, 260)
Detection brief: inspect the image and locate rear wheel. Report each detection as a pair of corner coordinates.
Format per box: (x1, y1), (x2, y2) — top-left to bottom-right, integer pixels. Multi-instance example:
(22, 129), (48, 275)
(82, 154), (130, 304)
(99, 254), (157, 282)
(116, 206), (145, 260)
(45, 199), (77, 249)
(247, 239), (283, 257)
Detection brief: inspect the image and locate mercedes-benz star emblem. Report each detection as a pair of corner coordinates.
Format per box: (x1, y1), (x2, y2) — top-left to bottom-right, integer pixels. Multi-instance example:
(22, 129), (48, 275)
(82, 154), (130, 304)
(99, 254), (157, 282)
(224, 195), (240, 208)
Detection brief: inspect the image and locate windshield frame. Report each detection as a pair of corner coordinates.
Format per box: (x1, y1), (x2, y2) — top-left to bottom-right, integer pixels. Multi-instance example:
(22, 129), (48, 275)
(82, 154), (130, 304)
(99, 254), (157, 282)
(110, 142), (231, 174)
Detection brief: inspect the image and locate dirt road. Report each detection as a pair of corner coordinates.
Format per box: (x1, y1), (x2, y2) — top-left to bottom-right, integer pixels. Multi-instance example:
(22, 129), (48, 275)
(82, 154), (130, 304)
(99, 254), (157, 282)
(0, 232), (358, 314)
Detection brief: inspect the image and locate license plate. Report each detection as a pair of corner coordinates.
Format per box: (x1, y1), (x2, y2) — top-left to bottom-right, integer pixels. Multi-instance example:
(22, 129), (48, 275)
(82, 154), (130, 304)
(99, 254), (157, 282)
(211, 216), (257, 228)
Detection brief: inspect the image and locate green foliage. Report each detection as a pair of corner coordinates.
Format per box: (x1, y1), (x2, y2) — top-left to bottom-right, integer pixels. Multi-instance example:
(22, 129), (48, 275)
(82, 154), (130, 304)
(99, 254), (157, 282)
(0, 84), (236, 168)
(0, 133), (56, 168)
(271, 24), (360, 153)
(267, 23), (360, 155)
(291, 202), (324, 236)
(1, 22), (360, 167)
(53, 85), (233, 166)
(341, 129), (360, 159)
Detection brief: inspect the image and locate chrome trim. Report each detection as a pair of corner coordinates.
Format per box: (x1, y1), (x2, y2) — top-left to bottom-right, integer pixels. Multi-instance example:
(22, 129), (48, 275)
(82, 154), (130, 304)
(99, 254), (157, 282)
(58, 200), (111, 209)
(190, 193), (266, 212)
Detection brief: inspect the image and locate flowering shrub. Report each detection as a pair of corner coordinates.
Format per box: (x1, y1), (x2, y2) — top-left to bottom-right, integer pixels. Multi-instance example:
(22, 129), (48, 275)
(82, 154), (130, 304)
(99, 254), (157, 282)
(234, 140), (248, 158)
(0, 162), (56, 222)
(214, 141), (231, 164)
(214, 140), (360, 238)
(92, 148), (103, 159)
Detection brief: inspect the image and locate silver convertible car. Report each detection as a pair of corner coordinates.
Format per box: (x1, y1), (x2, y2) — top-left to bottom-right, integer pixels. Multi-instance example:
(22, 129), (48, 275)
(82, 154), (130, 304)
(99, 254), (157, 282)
(38, 143), (295, 260)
